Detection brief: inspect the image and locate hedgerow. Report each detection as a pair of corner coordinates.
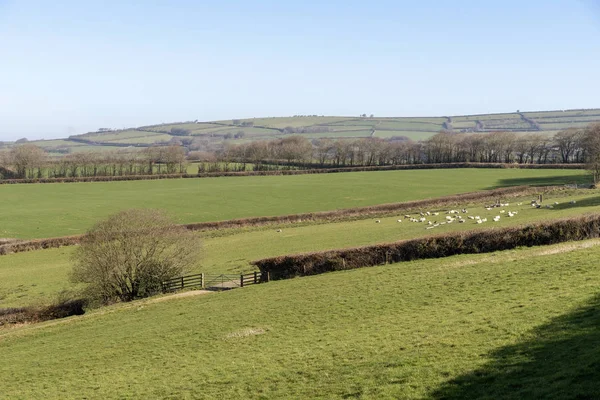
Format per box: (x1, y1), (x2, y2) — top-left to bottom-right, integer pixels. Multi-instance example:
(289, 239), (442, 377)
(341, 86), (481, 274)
(253, 214), (600, 280)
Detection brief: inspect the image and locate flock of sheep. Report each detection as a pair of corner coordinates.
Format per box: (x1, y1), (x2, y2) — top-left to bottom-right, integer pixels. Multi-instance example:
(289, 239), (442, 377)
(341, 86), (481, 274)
(274, 197), (578, 233)
(372, 198), (577, 230)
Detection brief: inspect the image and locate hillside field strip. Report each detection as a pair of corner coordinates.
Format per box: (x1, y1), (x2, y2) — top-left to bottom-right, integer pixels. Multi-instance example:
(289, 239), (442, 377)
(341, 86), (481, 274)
(2, 186), (599, 308)
(7, 109), (599, 152)
(0, 168), (588, 239)
(1, 240), (600, 399)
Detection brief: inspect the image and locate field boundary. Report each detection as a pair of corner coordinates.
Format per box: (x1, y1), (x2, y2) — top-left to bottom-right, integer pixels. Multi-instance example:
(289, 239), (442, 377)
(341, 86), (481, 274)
(0, 185), (570, 256)
(0, 162), (586, 185)
(162, 272), (265, 292)
(253, 214), (600, 280)
(184, 185), (557, 231)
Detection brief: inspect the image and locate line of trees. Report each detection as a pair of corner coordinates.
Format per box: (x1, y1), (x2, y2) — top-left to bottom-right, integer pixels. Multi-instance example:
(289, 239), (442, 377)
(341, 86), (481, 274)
(2, 123), (599, 181)
(0, 145), (187, 179)
(222, 124), (599, 169)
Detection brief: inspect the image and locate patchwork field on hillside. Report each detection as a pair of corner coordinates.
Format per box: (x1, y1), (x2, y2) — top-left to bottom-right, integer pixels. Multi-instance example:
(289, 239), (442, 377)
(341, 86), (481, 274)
(5, 108), (598, 152)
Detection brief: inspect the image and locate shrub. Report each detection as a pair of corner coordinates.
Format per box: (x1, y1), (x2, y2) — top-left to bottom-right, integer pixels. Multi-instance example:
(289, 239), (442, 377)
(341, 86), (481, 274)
(71, 209), (202, 304)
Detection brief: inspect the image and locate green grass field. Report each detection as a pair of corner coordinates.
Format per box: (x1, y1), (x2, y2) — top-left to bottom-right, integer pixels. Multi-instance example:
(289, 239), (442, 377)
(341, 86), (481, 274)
(1, 240), (599, 399)
(3, 188), (599, 309)
(0, 169), (588, 239)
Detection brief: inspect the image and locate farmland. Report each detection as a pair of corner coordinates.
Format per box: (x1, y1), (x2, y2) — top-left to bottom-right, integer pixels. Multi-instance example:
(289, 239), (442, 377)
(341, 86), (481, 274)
(1, 239), (599, 398)
(0, 168), (588, 240)
(1, 164), (599, 399)
(2, 186), (599, 309)
(2, 108), (598, 153)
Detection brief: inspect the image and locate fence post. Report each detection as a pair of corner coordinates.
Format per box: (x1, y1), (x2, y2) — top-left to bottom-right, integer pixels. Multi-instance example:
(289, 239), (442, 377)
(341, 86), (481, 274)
(181, 276), (184, 289)
(201, 273), (205, 289)
(267, 271), (270, 282)
(240, 274), (244, 288)
(254, 271), (258, 284)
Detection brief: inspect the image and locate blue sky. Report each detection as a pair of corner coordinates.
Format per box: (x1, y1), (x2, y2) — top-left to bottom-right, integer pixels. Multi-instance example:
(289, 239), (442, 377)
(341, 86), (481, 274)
(1, 0), (599, 140)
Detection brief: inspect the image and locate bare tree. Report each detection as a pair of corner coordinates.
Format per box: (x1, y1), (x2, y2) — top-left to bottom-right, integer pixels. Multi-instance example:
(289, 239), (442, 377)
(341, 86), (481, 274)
(9, 144), (46, 178)
(71, 209), (201, 304)
(554, 128), (583, 163)
(164, 145), (187, 173)
(583, 123), (600, 184)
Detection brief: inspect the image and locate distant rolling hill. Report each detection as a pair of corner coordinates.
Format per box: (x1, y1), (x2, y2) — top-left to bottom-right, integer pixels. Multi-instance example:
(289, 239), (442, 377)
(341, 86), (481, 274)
(11, 108), (600, 155)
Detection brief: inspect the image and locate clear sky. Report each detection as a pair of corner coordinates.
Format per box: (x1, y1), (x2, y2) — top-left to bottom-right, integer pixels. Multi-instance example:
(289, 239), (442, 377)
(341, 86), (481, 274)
(1, 0), (600, 140)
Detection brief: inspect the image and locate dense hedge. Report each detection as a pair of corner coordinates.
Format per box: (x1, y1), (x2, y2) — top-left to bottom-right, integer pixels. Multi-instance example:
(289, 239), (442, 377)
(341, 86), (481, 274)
(0, 299), (86, 326)
(0, 162), (586, 185)
(0, 236), (81, 255)
(185, 185), (552, 231)
(253, 214), (600, 280)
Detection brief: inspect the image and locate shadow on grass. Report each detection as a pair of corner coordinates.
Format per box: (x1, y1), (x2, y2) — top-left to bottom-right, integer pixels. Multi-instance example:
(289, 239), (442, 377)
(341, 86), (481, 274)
(488, 175), (591, 189)
(548, 196), (600, 211)
(431, 294), (600, 400)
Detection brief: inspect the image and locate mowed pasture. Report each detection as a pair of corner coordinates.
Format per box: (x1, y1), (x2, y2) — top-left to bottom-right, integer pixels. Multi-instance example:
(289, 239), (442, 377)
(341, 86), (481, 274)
(2, 240), (600, 399)
(3, 188), (600, 308)
(0, 168), (588, 239)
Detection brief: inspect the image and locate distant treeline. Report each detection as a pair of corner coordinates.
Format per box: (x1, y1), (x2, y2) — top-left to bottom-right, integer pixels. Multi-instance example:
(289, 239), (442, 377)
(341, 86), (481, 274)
(0, 163), (586, 185)
(223, 123), (600, 167)
(1, 122), (599, 181)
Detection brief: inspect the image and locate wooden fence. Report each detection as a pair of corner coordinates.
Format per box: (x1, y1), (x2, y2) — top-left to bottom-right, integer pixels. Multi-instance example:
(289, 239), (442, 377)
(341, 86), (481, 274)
(162, 271), (268, 293)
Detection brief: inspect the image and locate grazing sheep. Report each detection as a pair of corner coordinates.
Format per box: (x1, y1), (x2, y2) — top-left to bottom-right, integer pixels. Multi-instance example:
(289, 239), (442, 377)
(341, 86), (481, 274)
(500, 210), (505, 214)
(554, 202), (559, 205)
(277, 229), (282, 233)
(397, 219), (402, 223)
(493, 216), (500, 222)
(433, 212), (440, 216)
(404, 215), (411, 219)
(570, 200), (577, 205)
(476, 219), (483, 224)
(375, 220), (381, 223)
(468, 216), (475, 220)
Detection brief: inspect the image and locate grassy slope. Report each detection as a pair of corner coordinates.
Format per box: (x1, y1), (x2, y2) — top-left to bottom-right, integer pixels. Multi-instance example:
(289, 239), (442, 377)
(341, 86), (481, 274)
(1, 241), (599, 399)
(0, 169), (588, 240)
(3, 188), (599, 308)
(56, 109), (600, 151)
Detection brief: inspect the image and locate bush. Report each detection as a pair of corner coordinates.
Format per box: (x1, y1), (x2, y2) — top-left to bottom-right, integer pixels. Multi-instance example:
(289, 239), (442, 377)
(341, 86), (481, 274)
(71, 209), (202, 304)
(0, 298), (86, 326)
